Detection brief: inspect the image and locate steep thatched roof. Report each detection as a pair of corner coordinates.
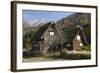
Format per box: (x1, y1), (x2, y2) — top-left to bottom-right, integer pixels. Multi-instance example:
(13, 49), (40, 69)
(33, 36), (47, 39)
(62, 24), (89, 44)
(31, 22), (55, 43)
(62, 24), (80, 43)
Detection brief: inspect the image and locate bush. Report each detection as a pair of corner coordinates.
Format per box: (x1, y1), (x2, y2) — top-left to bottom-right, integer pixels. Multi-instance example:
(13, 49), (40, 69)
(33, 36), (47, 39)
(82, 45), (91, 51)
(23, 49), (30, 58)
(60, 52), (91, 60)
(80, 54), (91, 59)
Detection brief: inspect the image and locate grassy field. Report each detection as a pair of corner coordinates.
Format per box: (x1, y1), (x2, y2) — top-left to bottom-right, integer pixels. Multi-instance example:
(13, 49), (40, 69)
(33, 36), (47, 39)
(23, 50), (91, 62)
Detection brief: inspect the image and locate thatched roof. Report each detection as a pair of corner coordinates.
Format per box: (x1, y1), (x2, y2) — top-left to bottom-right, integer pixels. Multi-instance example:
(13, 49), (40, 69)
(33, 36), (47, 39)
(31, 20), (89, 45)
(31, 22), (55, 43)
(62, 24), (79, 43)
(62, 24), (89, 44)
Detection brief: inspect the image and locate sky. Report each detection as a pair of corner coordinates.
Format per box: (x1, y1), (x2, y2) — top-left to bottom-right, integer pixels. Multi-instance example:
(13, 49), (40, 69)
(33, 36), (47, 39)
(22, 10), (74, 25)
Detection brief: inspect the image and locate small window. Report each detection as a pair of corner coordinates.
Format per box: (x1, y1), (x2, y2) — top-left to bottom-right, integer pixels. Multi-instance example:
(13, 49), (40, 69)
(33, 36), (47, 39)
(50, 31), (54, 35)
(79, 43), (83, 46)
(77, 35), (80, 40)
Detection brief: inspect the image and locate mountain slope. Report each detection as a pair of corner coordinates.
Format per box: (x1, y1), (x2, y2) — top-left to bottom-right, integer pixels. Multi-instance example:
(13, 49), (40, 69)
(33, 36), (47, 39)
(56, 13), (91, 44)
(56, 13), (91, 29)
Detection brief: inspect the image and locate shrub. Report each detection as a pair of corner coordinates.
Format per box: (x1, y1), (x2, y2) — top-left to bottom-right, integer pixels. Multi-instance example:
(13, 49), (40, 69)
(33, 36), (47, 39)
(82, 45), (91, 51)
(60, 51), (91, 60)
(80, 54), (91, 59)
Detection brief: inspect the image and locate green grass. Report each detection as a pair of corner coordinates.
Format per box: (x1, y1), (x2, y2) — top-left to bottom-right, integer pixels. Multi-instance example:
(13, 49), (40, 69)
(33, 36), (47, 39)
(36, 52), (91, 60)
(60, 53), (91, 60)
(23, 50), (91, 61)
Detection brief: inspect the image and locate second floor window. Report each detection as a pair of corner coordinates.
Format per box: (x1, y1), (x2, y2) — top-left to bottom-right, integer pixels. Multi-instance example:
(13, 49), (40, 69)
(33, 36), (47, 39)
(50, 31), (54, 35)
(77, 35), (80, 40)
